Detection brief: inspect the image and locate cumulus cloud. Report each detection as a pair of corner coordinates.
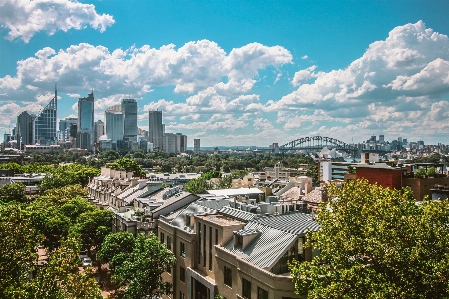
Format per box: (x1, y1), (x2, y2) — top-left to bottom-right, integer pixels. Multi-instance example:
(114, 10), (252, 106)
(0, 0), (115, 43)
(272, 21), (449, 113)
(291, 65), (317, 86)
(0, 40), (292, 104)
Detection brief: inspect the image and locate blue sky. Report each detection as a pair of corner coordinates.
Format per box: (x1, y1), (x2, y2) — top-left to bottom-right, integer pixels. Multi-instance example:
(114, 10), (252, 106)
(1, 0), (449, 147)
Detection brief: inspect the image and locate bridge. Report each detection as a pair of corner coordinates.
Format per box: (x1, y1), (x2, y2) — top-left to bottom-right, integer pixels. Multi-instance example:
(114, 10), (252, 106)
(279, 136), (358, 155)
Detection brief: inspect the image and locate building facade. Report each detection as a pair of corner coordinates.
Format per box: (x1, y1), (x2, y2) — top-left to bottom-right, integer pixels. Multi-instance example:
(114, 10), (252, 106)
(76, 92), (95, 150)
(34, 90), (57, 145)
(158, 200), (319, 299)
(105, 106), (124, 150)
(122, 99), (138, 143)
(16, 111), (35, 149)
(149, 110), (163, 151)
(194, 138), (200, 154)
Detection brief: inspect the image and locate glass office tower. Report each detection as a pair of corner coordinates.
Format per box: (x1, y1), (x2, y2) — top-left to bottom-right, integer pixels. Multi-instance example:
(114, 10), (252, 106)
(34, 88), (57, 145)
(76, 92), (94, 150)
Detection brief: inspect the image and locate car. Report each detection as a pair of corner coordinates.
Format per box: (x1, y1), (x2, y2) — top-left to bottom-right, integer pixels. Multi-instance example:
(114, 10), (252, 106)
(79, 254), (89, 265)
(82, 257), (92, 267)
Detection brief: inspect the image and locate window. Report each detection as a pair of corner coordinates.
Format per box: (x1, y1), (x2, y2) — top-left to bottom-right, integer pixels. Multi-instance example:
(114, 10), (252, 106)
(209, 227), (212, 270)
(167, 236), (172, 251)
(180, 241), (186, 258)
(179, 291), (185, 299)
(215, 228), (218, 245)
(242, 278), (251, 299)
(166, 265), (171, 275)
(203, 224), (206, 266)
(198, 222), (201, 264)
(224, 266), (232, 287)
(180, 266), (185, 283)
(257, 287), (268, 299)
(160, 232), (165, 243)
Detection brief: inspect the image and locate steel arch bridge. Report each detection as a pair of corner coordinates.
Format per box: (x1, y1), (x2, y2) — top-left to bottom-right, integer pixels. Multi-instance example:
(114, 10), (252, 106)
(279, 136), (357, 155)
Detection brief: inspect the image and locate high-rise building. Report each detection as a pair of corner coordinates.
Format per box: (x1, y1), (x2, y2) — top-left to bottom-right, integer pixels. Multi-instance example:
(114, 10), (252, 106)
(194, 139), (200, 154)
(105, 105), (124, 150)
(148, 111), (163, 151)
(175, 133), (187, 153)
(94, 120), (105, 143)
(76, 92), (94, 151)
(163, 133), (177, 154)
(34, 87), (57, 145)
(16, 111), (35, 150)
(122, 99), (138, 142)
(379, 135), (385, 144)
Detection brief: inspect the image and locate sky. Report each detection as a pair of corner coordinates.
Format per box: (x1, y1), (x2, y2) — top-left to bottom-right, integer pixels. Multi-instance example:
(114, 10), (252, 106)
(0, 0), (449, 147)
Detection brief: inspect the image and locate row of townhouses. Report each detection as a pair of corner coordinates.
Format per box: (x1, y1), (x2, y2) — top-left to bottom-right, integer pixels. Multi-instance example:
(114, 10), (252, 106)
(87, 167), (321, 299)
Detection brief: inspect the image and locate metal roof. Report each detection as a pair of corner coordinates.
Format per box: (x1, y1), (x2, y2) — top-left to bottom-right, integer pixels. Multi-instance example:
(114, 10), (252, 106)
(222, 212), (320, 269)
(251, 212), (320, 235)
(218, 206), (258, 222)
(222, 222), (297, 269)
(170, 199), (231, 232)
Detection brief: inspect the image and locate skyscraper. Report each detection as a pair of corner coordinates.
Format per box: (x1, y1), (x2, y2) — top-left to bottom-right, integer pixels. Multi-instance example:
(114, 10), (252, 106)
(16, 111), (35, 150)
(76, 92), (94, 150)
(94, 120), (105, 143)
(194, 138), (200, 154)
(122, 99), (138, 142)
(34, 86), (57, 145)
(148, 110), (163, 151)
(105, 105), (124, 150)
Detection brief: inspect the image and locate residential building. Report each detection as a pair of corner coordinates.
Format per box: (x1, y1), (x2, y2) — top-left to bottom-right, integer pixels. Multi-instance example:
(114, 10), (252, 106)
(158, 198), (319, 299)
(149, 110), (163, 151)
(163, 133), (187, 154)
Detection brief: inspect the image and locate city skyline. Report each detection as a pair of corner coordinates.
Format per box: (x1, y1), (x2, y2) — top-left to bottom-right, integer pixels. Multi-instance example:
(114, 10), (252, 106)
(0, 0), (449, 147)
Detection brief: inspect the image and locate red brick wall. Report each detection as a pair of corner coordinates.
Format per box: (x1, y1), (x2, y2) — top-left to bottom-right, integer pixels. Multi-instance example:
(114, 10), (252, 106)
(356, 168), (402, 190)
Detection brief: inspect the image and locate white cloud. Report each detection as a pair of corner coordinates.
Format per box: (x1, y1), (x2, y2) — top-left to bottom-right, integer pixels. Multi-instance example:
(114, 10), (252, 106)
(269, 21), (449, 130)
(291, 65), (317, 86)
(0, 0), (115, 43)
(253, 118), (274, 130)
(0, 40), (292, 105)
(301, 55), (308, 60)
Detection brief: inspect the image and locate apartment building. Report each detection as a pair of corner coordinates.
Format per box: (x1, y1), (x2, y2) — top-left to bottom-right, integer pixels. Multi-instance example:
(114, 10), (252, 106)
(158, 198), (319, 299)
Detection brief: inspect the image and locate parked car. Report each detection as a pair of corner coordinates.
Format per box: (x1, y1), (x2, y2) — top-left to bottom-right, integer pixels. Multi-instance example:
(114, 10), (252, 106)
(82, 257), (92, 267)
(79, 254), (89, 265)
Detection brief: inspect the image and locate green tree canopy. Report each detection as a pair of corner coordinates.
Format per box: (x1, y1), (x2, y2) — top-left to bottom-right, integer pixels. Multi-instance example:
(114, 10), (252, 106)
(112, 233), (176, 299)
(0, 182), (28, 203)
(0, 204), (40, 297)
(71, 209), (112, 252)
(290, 179), (449, 299)
(106, 158), (146, 177)
(97, 231), (136, 268)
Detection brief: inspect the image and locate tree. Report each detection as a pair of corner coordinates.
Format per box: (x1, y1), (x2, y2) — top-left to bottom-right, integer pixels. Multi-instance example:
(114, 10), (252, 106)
(112, 233), (176, 299)
(184, 177), (211, 194)
(60, 196), (97, 222)
(107, 158), (146, 177)
(71, 209), (112, 252)
(290, 179), (449, 299)
(0, 182), (27, 203)
(0, 204), (40, 298)
(97, 232), (136, 269)
(29, 237), (102, 299)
